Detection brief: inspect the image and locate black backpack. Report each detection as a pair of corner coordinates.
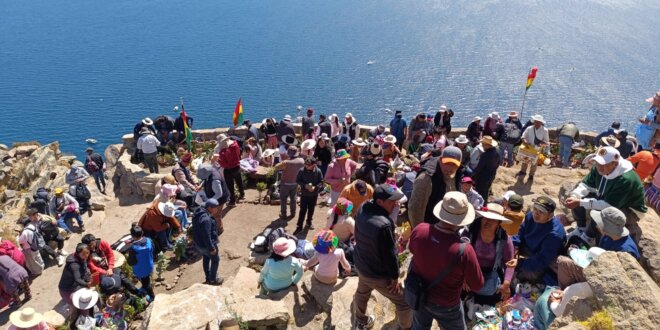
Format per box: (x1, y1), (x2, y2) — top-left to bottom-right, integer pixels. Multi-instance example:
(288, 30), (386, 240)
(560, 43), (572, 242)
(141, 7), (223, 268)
(75, 183), (92, 200)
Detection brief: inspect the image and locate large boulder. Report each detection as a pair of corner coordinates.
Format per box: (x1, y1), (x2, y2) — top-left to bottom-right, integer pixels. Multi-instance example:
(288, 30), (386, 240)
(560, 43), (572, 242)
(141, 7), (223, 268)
(627, 209), (660, 283)
(228, 267), (290, 328)
(104, 144), (123, 169)
(582, 251), (660, 329)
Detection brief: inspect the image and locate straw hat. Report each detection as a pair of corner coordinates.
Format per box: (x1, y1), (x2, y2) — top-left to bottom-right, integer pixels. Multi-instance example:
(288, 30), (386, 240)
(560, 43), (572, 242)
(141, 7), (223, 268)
(142, 117), (153, 126)
(432, 191), (476, 227)
(10, 308), (43, 328)
(113, 250), (126, 268)
(383, 135), (397, 144)
(508, 111), (518, 118)
(262, 149), (277, 158)
(531, 114), (546, 124)
(318, 133), (331, 141)
(600, 135), (620, 148)
(481, 135), (499, 148)
(301, 139), (317, 151)
(72, 288), (99, 310)
(352, 138), (367, 147)
(476, 203), (512, 223)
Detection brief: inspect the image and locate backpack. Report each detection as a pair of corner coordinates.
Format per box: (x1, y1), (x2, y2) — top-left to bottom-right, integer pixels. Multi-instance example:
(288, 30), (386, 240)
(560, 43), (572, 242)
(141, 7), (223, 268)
(503, 122), (522, 144)
(25, 227), (46, 251)
(75, 183), (92, 200)
(86, 156), (100, 174)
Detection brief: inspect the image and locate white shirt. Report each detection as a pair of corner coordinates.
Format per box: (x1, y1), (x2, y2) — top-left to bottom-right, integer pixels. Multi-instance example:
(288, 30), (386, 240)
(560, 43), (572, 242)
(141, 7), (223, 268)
(19, 223), (37, 250)
(137, 134), (161, 154)
(522, 126), (549, 147)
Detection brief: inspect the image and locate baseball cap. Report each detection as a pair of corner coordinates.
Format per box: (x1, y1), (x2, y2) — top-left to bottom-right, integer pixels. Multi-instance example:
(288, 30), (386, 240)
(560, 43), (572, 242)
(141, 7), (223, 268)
(592, 147), (620, 165)
(373, 184), (405, 201)
(590, 207), (629, 238)
(441, 146), (462, 167)
(508, 194), (524, 209)
(461, 176), (474, 184)
(532, 196), (556, 213)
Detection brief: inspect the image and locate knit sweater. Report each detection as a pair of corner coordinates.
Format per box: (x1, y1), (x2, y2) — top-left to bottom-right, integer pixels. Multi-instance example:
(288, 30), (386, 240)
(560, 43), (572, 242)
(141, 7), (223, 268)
(259, 256), (303, 292)
(512, 212), (566, 273)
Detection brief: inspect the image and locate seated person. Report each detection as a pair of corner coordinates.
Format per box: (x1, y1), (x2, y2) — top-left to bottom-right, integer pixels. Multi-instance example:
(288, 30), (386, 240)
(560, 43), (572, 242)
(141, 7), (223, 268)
(556, 207), (639, 288)
(338, 180), (373, 218)
(258, 238), (303, 297)
(511, 196), (567, 285)
(137, 202), (181, 251)
(302, 230), (351, 285)
(502, 193), (526, 236)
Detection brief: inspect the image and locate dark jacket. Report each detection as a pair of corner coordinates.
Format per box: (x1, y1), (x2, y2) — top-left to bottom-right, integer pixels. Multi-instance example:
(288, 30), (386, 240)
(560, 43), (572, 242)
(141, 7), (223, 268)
(296, 167), (324, 197)
(58, 255), (91, 291)
(154, 115), (175, 132)
(467, 122), (483, 143)
(500, 119), (524, 144)
(317, 120), (332, 137)
(472, 147), (501, 184)
(192, 208), (219, 251)
(356, 159), (390, 187)
(277, 120), (295, 141)
(313, 146), (333, 166)
(247, 125), (261, 143)
(408, 156), (463, 228)
(302, 116), (315, 137)
(86, 153), (104, 173)
(174, 115), (193, 133)
(354, 201), (399, 280)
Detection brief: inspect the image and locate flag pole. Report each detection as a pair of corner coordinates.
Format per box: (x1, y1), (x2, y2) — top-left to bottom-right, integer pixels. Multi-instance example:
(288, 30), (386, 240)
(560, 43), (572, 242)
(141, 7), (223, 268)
(520, 88), (529, 120)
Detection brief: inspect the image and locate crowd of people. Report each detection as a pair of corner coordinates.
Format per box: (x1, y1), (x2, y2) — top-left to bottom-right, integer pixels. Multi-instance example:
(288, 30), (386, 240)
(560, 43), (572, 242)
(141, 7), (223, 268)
(2, 91), (659, 329)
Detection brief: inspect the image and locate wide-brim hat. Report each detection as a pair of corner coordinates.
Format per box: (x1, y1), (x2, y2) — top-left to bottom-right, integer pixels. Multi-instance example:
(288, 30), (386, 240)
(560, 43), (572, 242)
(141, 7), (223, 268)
(262, 148), (277, 158)
(508, 111), (518, 118)
(432, 191), (476, 227)
(455, 135), (469, 144)
(352, 138), (367, 147)
(158, 202), (176, 218)
(142, 117), (153, 126)
(72, 288), (99, 310)
(481, 135), (499, 147)
(472, 116), (482, 122)
(531, 114), (546, 124)
(384, 135), (397, 144)
(600, 135), (620, 148)
(335, 149), (351, 159)
(216, 133), (229, 144)
(301, 139), (316, 151)
(282, 134), (298, 146)
(476, 203), (512, 223)
(318, 133), (331, 141)
(113, 250), (125, 268)
(273, 237), (297, 257)
(283, 115), (292, 122)
(590, 208), (629, 237)
(10, 308), (43, 328)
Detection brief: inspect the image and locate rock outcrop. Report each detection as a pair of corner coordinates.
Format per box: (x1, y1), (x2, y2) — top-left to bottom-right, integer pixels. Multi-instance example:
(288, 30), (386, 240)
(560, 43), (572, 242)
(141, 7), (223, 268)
(112, 151), (163, 203)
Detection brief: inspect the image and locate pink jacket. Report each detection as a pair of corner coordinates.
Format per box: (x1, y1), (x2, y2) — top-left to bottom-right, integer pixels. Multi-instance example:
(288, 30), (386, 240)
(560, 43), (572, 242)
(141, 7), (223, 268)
(325, 159), (357, 192)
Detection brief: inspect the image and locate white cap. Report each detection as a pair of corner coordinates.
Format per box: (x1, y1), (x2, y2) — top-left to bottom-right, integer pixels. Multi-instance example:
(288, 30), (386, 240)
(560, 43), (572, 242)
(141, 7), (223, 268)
(592, 146), (620, 165)
(503, 190), (516, 201)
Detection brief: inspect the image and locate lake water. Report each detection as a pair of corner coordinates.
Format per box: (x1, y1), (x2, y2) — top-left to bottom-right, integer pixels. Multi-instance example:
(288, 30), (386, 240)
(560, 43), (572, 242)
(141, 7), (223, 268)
(1, 0), (659, 158)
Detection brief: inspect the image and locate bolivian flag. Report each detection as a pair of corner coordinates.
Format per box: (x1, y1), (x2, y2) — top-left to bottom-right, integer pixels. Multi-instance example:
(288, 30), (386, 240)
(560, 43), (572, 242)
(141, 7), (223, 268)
(233, 98), (244, 127)
(526, 67), (538, 90)
(181, 104), (193, 149)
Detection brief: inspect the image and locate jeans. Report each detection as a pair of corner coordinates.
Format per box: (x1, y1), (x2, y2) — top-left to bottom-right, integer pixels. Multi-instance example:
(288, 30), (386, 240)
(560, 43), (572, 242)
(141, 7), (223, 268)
(143, 151), (159, 173)
(139, 276), (154, 298)
(297, 195), (318, 228)
(58, 211), (83, 233)
(354, 274), (412, 329)
(224, 166), (244, 204)
(43, 237), (65, 259)
(498, 142), (515, 166)
(280, 184), (297, 216)
(175, 209), (189, 228)
(558, 135), (574, 167)
(197, 245), (220, 283)
(155, 230), (173, 250)
(571, 203), (600, 240)
(92, 171), (106, 192)
(413, 302), (466, 330)
(319, 163), (329, 178)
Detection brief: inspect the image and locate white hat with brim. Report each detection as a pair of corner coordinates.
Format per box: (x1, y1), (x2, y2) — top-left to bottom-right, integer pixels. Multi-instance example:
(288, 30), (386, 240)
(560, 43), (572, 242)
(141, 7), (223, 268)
(262, 149), (277, 158)
(455, 135), (469, 144)
(10, 308), (43, 328)
(352, 138), (367, 147)
(301, 139), (316, 151)
(142, 118), (154, 126)
(318, 133), (331, 141)
(158, 202), (176, 218)
(590, 207), (629, 238)
(282, 135), (298, 146)
(72, 288), (100, 310)
(475, 203), (512, 223)
(531, 115), (546, 124)
(113, 250), (126, 268)
(384, 135), (397, 144)
(472, 116), (482, 122)
(432, 191), (476, 227)
(283, 115), (292, 122)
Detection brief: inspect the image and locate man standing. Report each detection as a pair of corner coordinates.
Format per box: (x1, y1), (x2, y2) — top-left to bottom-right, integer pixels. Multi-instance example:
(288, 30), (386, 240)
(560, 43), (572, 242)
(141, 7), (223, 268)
(302, 108), (316, 139)
(511, 197), (566, 285)
(243, 120), (261, 145)
(518, 115), (549, 180)
(557, 122), (580, 168)
(408, 192), (484, 329)
(409, 146), (463, 228)
(342, 113), (360, 141)
(277, 115), (295, 145)
(498, 112), (523, 167)
(137, 127), (161, 174)
(84, 147), (106, 194)
(294, 157), (324, 234)
(173, 108), (193, 144)
(19, 210), (46, 276)
(389, 110), (408, 149)
(192, 199), (224, 285)
(316, 114), (332, 137)
(471, 136), (500, 200)
(564, 146), (646, 244)
(275, 146), (305, 220)
(217, 134), (244, 206)
(353, 185), (411, 330)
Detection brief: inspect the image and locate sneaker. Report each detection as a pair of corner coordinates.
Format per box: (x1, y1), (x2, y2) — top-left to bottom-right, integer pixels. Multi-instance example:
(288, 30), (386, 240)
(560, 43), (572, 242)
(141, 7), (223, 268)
(57, 255), (66, 267)
(307, 223), (315, 230)
(355, 315), (375, 330)
(528, 175), (534, 181)
(238, 194), (245, 200)
(227, 202), (237, 207)
(58, 249), (68, 256)
(292, 227), (303, 235)
(87, 209), (93, 217)
(209, 277), (224, 286)
(516, 171), (526, 177)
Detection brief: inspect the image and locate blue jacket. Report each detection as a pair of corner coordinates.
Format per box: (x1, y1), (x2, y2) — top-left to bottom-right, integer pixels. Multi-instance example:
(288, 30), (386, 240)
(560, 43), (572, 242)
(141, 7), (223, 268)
(512, 212), (566, 273)
(599, 235), (640, 259)
(131, 237), (154, 278)
(192, 208), (218, 250)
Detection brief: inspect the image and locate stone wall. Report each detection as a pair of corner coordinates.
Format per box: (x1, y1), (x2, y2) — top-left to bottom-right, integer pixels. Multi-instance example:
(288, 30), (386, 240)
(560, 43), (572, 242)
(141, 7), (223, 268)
(112, 150), (164, 204)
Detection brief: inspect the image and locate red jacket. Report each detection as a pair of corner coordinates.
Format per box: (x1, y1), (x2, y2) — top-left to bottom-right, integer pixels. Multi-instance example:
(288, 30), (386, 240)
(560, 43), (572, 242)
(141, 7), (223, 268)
(88, 240), (115, 284)
(219, 141), (241, 169)
(0, 240), (25, 267)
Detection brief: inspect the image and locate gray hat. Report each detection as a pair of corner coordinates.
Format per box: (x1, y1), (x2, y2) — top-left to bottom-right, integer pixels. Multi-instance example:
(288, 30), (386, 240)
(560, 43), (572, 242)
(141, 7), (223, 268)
(590, 207), (629, 238)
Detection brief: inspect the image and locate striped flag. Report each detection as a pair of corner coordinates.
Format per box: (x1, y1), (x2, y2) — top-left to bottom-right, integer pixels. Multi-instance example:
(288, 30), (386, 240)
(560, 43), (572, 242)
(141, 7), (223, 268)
(525, 67), (538, 90)
(233, 97), (244, 127)
(181, 104), (193, 149)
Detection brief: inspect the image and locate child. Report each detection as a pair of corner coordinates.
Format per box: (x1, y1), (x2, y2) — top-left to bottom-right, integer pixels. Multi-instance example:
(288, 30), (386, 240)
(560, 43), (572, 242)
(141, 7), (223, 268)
(258, 237), (303, 296)
(460, 176), (484, 209)
(303, 230), (351, 285)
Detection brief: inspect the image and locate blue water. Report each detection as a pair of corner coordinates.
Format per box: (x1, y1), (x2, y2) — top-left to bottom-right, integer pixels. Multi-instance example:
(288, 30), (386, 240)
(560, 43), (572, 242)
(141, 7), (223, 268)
(1, 0), (659, 159)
